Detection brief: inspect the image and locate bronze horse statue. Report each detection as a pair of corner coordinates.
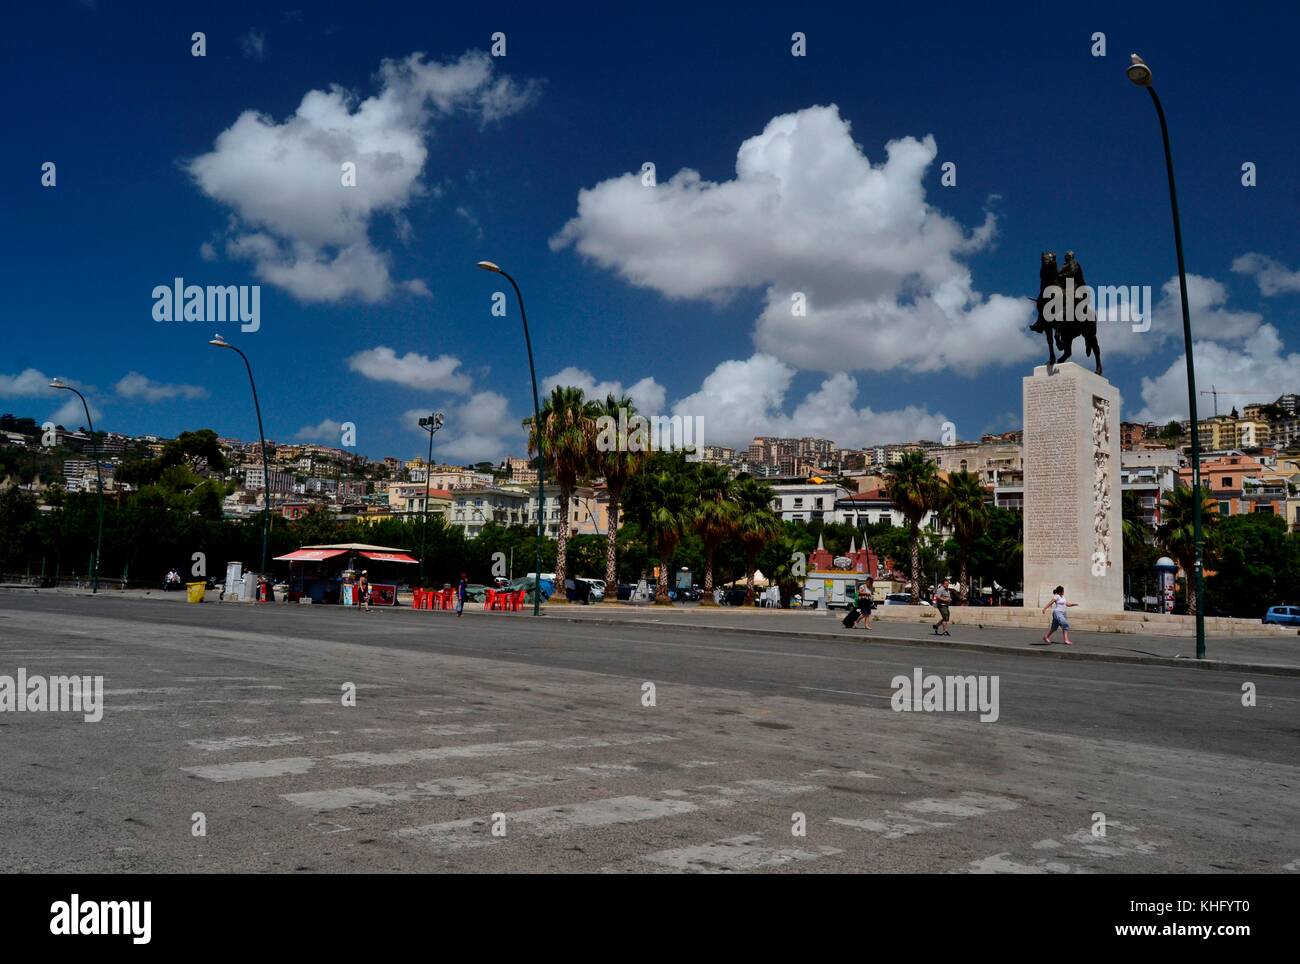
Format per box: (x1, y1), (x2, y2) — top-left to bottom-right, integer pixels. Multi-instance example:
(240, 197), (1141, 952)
(1030, 250), (1102, 375)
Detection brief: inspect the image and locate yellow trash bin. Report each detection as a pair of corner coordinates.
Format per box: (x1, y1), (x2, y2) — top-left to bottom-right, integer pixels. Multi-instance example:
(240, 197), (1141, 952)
(186, 582), (206, 604)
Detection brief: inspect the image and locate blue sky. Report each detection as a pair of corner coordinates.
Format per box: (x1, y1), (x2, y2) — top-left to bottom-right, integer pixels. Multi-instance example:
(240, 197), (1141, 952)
(4, 0), (1298, 463)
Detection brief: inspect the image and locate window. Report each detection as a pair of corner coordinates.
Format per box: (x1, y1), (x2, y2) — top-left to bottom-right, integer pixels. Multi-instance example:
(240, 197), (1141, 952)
(1218, 501), (1231, 516)
(1221, 477), (1232, 488)
(815, 497), (824, 509)
(1253, 504), (1273, 514)
(793, 497), (803, 508)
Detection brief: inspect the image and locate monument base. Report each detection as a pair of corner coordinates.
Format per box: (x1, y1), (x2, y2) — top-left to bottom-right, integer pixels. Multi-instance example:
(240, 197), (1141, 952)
(1022, 362), (1124, 614)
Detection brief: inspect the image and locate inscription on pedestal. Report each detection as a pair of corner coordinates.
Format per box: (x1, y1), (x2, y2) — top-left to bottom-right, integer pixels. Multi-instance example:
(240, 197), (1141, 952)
(1025, 378), (1078, 562)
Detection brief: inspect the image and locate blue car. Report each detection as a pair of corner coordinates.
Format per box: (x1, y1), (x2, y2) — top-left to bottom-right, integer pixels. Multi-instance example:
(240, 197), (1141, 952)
(1262, 606), (1300, 626)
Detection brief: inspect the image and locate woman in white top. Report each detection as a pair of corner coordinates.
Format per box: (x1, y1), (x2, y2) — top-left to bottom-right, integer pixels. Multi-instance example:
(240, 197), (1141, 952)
(1041, 584), (1077, 645)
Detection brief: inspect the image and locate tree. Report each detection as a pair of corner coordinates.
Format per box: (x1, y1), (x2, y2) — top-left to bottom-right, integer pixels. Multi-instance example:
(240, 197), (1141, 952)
(1121, 491), (1158, 603)
(622, 453), (694, 603)
(691, 462), (737, 605)
(1206, 513), (1300, 618)
(885, 451), (943, 603)
(937, 470), (989, 603)
(1156, 484), (1218, 615)
(525, 385), (599, 601)
(593, 393), (647, 602)
(733, 475), (781, 605)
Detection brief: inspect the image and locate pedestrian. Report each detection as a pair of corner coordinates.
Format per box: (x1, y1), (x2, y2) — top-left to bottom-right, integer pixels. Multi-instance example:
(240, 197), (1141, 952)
(357, 570), (371, 612)
(1041, 584), (1077, 645)
(854, 578), (876, 629)
(456, 572), (468, 617)
(932, 577), (953, 636)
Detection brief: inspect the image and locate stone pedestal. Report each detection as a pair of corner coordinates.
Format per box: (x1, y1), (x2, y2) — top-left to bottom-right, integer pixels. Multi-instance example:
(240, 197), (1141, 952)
(1022, 362), (1123, 614)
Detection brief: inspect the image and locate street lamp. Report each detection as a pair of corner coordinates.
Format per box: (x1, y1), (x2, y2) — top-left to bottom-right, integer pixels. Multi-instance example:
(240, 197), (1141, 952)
(417, 411), (445, 583)
(477, 259), (545, 616)
(50, 378), (103, 594)
(1127, 53), (1205, 659)
(209, 334), (272, 576)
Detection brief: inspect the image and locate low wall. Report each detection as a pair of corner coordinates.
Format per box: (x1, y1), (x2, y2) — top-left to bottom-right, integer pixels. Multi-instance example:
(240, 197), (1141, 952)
(868, 604), (1296, 638)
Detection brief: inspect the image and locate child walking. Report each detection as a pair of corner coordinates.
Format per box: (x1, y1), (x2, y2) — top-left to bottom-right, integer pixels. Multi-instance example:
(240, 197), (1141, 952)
(1042, 584), (1077, 645)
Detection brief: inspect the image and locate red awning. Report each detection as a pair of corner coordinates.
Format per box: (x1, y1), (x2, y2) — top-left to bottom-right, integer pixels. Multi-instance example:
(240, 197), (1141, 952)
(274, 548), (348, 562)
(359, 551), (418, 564)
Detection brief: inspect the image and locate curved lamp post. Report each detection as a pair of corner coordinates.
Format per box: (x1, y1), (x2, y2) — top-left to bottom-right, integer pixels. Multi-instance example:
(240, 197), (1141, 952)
(50, 378), (103, 593)
(209, 334), (271, 575)
(1127, 53), (1205, 659)
(476, 260), (545, 616)
(417, 411), (445, 583)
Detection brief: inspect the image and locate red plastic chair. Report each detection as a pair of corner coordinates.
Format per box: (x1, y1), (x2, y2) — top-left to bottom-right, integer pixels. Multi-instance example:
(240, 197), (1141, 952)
(512, 589), (525, 611)
(484, 588), (495, 610)
(413, 588), (424, 609)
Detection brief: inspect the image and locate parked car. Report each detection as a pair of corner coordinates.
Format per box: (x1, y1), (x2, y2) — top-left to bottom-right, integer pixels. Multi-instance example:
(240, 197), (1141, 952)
(576, 577), (606, 603)
(617, 582), (635, 600)
(719, 587), (755, 606)
(884, 593), (931, 606)
(1262, 605), (1300, 626)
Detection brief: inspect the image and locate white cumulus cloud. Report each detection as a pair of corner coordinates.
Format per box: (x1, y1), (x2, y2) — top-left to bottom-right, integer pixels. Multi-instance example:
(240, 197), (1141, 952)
(115, 372), (208, 403)
(1232, 252), (1300, 296)
(1131, 325), (1300, 424)
(348, 346), (472, 393)
(294, 418), (344, 441)
(671, 353), (947, 450)
(541, 366), (667, 414)
(405, 390), (524, 464)
(551, 104), (1034, 375)
(188, 50), (539, 303)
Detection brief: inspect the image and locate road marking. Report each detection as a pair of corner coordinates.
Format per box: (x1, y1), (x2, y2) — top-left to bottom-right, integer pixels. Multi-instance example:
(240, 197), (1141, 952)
(424, 722), (503, 736)
(396, 796), (699, 854)
(639, 834), (843, 873)
(395, 779), (822, 855)
(830, 792), (1019, 840)
(798, 686), (891, 701)
(182, 757), (316, 782)
(186, 734), (307, 751)
(183, 733), (674, 782)
(330, 734), (672, 769)
(966, 853), (1077, 874)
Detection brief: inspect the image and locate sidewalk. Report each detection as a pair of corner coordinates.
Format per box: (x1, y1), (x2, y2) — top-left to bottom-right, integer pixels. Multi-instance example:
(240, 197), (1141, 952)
(6, 585), (1298, 676)
(534, 600), (1300, 676)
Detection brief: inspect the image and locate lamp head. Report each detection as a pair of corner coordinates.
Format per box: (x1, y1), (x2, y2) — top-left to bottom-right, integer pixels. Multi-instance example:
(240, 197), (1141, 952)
(50, 377), (67, 390)
(208, 333), (230, 348)
(1127, 53), (1152, 87)
(476, 260), (501, 273)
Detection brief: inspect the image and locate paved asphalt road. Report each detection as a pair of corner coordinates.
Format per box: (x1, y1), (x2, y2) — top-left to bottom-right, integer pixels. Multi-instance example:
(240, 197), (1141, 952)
(2, 592), (1297, 874)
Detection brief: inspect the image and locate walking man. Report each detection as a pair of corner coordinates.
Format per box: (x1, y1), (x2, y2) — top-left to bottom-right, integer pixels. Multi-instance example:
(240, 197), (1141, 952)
(932, 578), (953, 636)
(455, 572), (468, 617)
(357, 570), (371, 612)
(1042, 584), (1077, 645)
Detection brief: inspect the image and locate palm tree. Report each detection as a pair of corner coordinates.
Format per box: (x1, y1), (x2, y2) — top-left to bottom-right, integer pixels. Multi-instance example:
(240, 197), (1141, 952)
(885, 451), (942, 603)
(594, 393), (647, 601)
(1156, 484), (1217, 615)
(733, 476), (781, 605)
(937, 470), (990, 603)
(525, 385), (599, 601)
(623, 454), (694, 603)
(692, 462), (737, 605)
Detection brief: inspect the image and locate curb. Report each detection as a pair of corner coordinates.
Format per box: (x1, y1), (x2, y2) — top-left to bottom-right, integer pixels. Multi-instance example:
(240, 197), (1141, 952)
(6, 586), (1297, 678)
(539, 611), (1300, 678)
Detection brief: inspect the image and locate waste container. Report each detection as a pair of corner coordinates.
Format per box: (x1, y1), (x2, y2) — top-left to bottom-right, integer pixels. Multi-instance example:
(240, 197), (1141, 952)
(186, 581), (206, 604)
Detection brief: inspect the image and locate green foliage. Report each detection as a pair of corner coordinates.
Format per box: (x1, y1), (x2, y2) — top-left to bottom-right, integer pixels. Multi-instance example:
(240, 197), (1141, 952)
(1206, 513), (1300, 618)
